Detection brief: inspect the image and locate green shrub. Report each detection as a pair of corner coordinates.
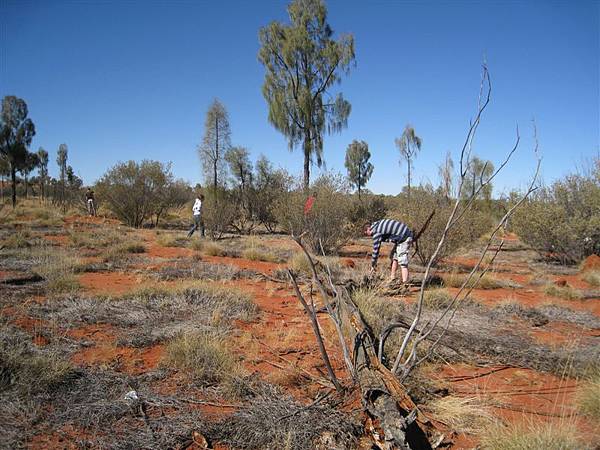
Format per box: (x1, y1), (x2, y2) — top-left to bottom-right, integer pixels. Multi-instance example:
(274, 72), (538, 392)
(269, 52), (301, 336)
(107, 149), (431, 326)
(389, 185), (494, 265)
(511, 160), (600, 264)
(203, 187), (238, 240)
(274, 173), (353, 254)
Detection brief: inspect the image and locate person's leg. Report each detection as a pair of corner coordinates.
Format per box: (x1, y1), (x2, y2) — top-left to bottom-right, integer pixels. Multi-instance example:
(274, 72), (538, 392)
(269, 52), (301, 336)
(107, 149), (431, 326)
(390, 259), (398, 280)
(200, 217), (205, 238)
(187, 216), (198, 238)
(397, 237), (412, 284)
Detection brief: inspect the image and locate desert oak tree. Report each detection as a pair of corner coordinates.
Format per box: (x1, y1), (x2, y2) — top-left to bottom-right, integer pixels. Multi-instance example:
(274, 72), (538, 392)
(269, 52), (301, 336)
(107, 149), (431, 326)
(344, 139), (373, 200)
(395, 124), (422, 202)
(259, 0), (355, 190)
(198, 99), (231, 191)
(0, 96), (36, 208)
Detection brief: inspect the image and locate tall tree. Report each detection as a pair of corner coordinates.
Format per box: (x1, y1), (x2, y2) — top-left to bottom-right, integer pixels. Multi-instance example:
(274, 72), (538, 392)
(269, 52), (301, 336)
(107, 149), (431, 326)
(225, 146), (253, 191)
(462, 156), (494, 202)
(344, 140), (373, 200)
(20, 151), (39, 198)
(37, 147), (49, 201)
(57, 143), (68, 208)
(259, 0), (355, 190)
(438, 151), (454, 200)
(395, 124), (422, 201)
(198, 99), (231, 191)
(0, 96), (36, 208)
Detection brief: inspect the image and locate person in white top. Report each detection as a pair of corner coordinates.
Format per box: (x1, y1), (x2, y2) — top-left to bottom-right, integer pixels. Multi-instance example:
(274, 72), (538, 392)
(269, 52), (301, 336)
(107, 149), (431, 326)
(186, 193), (204, 238)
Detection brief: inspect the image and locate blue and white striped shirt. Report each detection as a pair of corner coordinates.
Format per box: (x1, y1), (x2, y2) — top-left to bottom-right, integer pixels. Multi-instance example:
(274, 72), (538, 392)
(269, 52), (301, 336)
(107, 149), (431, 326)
(371, 219), (413, 267)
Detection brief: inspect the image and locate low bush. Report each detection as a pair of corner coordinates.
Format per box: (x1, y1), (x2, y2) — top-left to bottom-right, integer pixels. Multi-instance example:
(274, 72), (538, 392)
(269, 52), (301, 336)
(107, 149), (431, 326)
(511, 159), (600, 264)
(274, 173), (353, 254)
(162, 330), (238, 385)
(389, 185), (495, 265)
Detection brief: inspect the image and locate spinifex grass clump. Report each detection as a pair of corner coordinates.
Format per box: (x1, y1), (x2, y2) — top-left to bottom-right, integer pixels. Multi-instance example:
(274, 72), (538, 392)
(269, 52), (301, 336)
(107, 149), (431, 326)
(31, 246), (81, 293)
(162, 330), (238, 385)
(480, 422), (582, 450)
(543, 283), (583, 300)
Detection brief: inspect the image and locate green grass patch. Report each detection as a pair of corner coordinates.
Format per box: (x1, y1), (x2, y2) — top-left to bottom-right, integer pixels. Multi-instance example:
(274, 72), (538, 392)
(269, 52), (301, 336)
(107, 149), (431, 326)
(241, 247), (279, 263)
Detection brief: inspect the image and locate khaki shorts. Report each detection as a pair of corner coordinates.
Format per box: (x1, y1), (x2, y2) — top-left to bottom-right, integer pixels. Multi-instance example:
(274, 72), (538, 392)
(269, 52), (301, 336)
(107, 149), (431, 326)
(393, 237), (412, 267)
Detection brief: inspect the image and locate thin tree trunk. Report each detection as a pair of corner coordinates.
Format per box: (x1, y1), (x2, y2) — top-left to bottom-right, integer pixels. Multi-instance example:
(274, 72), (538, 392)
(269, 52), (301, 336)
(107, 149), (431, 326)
(11, 165), (17, 208)
(303, 131), (311, 191)
(407, 157), (411, 202)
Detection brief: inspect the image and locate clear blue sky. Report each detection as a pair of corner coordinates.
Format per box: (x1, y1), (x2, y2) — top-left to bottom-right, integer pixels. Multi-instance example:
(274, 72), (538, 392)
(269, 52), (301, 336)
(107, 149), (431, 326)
(1, 0), (598, 195)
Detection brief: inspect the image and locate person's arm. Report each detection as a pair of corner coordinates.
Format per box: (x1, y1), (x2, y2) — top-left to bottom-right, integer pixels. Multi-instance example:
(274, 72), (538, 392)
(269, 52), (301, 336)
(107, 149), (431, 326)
(371, 233), (383, 268)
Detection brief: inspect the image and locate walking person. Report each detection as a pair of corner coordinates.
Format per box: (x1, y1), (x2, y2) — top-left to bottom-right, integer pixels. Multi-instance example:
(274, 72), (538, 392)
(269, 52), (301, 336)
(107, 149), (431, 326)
(187, 194), (205, 238)
(85, 188), (96, 216)
(364, 219), (413, 284)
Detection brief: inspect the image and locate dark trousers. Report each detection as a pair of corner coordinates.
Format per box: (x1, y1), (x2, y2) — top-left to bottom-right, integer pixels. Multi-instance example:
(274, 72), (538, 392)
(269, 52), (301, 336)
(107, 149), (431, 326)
(187, 215), (204, 238)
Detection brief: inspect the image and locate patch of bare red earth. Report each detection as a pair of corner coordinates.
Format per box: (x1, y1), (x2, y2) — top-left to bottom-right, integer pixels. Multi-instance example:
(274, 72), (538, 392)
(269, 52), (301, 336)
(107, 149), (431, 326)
(78, 271), (141, 295)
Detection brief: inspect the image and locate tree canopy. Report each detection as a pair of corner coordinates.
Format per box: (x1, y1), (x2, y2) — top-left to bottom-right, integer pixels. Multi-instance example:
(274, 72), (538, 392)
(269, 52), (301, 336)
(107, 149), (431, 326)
(0, 95), (36, 207)
(344, 139), (373, 200)
(395, 124), (422, 201)
(198, 99), (231, 191)
(259, 0), (355, 190)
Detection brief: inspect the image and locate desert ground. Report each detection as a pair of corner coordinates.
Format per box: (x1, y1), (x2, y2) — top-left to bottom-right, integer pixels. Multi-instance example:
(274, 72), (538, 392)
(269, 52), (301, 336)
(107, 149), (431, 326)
(1, 203), (599, 449)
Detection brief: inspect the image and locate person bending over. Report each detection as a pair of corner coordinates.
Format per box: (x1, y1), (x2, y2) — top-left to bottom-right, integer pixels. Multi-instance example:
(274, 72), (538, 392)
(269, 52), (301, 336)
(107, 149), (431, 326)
(364, 219), (413, 283)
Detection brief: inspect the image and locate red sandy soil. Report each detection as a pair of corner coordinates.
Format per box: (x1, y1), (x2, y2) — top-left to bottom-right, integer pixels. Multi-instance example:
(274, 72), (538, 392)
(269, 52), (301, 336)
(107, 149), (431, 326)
(530, 321), (600, 346)
(146, 243), (196, 259)
(43, 234), (70, 245)
(78, 272), (141, 295)
(430, 364), (599, 442)
(68, 323), (163, 375)
(447, 284), (600, 317)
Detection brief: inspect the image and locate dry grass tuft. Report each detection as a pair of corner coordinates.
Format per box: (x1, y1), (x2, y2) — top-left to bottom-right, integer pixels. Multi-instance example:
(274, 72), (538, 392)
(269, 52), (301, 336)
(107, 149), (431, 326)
(544, 283), (583, 300)
(480, 422), (582, 450)
(162, 330), (239, 385)
(577, 374), (600, 420)
(428, 395), (496, 434)
(422, 288), (453, 310)
(1, 230), (33, 249)
(203, 241), (227, 257)
(443, 271), (506, 289)
(31, 246), (81, 293)
(242, 247), (279, 263)
(582, 270), (600, 287)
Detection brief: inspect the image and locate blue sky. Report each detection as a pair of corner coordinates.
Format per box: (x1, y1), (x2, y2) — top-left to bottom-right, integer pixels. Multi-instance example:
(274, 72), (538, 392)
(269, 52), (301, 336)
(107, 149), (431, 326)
(1, 0), (598, 195)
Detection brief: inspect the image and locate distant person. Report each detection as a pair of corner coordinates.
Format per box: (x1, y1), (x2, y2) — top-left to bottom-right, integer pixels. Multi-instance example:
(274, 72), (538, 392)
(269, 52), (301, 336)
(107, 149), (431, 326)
(187, 193), (205, 238)
(364, 219), (413, 284)
(85, 188), (96, 216)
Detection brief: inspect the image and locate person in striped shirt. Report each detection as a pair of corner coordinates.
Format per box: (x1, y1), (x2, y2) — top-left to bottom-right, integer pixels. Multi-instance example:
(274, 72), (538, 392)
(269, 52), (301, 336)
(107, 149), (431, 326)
(364, 219), (414, 283)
